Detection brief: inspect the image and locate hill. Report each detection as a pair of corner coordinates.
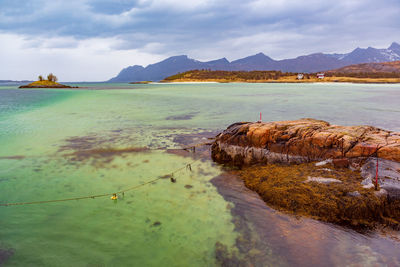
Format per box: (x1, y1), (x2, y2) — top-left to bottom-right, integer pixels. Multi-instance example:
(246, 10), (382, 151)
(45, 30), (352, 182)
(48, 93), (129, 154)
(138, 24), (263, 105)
(328, 61), (400, 74)
(109, 42), (400, 82)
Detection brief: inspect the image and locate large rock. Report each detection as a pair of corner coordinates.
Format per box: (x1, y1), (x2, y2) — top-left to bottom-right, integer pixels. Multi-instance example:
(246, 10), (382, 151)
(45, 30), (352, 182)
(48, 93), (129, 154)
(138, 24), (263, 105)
(212, 119), (400, 163)
(211, 119), (400, 196)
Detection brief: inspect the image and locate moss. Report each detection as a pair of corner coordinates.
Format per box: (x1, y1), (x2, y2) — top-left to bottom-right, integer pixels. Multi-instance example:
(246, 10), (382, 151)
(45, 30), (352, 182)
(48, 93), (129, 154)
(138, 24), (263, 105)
(237, 163), (400, 229)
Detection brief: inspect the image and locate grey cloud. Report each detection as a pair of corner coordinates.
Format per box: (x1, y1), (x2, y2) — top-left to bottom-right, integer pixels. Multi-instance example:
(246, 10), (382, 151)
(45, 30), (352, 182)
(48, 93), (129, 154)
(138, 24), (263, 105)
(87, 0), (140, 15)
(0, 0), (399, 60)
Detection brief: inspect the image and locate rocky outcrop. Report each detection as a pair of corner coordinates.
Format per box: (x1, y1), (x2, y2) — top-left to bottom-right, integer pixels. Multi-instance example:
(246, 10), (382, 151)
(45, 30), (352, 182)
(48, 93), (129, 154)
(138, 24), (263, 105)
(211, 119), (400, 196)
(19, 84), (71, 88)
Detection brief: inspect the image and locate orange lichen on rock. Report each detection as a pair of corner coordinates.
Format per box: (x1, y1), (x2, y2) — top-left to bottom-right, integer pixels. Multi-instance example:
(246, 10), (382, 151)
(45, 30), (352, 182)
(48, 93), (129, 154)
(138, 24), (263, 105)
(212, 119), (400, 165)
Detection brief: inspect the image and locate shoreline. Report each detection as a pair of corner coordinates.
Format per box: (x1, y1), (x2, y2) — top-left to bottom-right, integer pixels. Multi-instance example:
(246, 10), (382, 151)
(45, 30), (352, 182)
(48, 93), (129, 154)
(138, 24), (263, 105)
(160, 79), (400, 84)
(161, 69), (400, 84)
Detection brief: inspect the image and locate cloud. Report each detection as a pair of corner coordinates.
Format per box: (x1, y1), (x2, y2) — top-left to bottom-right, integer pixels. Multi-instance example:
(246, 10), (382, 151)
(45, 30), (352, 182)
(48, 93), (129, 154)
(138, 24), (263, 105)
(0, 33), (165, 81)
(87, 0), (139, 15)
(0, 0), (399, 80)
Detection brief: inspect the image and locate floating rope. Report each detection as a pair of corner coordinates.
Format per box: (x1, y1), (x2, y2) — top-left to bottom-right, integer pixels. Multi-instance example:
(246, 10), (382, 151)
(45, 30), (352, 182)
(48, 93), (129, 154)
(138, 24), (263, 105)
(0, 152), (206, 207)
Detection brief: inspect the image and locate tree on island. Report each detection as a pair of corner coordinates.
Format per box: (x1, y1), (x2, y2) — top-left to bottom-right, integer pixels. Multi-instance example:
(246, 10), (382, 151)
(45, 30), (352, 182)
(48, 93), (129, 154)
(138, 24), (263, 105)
(47, 73), (58, 82)
(37, 73), (58, 82)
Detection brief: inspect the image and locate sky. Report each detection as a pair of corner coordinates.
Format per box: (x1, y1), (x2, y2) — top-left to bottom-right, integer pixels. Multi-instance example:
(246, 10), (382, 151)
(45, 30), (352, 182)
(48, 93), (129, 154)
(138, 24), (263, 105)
(1, 0), (399, 81)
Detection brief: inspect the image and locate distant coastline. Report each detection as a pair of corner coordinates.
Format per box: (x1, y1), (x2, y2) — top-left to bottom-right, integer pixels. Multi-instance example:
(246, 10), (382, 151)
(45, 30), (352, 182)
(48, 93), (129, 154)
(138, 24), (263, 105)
(161, 69), (400, 84)
(161, 78), (400, 84)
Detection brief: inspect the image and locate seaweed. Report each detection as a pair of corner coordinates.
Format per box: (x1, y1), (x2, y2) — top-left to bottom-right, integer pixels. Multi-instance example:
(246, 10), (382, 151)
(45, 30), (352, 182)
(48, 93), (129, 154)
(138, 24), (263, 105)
(238, 163), (400, 229)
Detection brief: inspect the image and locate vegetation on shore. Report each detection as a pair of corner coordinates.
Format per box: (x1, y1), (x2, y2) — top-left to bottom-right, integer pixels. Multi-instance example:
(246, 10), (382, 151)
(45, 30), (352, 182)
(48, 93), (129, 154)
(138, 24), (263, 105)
(129, 81), (152, 84)
(237, 163), (400, 229)
(329, 60), (400, 74)
(19, 73), (76, 88)
(161, 69), (400, 83)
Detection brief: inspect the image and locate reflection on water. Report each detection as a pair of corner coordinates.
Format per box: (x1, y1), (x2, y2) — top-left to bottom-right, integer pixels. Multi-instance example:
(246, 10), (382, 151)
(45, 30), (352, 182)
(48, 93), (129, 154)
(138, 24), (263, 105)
(0, 83), (400, 266)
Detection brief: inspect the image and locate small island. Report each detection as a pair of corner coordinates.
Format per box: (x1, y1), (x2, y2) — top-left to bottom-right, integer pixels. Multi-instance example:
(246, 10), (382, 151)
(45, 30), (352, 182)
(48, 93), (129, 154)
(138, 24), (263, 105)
(19, 73), (77, 88)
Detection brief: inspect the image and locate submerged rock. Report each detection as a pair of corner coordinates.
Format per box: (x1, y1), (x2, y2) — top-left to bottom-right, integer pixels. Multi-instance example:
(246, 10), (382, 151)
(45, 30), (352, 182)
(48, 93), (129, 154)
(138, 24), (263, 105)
(151, 221), (162, 227)
(0, 248), (15, 265)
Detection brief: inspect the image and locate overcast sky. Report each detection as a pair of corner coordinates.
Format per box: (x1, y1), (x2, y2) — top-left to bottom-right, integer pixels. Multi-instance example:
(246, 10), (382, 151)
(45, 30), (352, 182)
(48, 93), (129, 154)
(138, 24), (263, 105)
(1, 0), (399, 81)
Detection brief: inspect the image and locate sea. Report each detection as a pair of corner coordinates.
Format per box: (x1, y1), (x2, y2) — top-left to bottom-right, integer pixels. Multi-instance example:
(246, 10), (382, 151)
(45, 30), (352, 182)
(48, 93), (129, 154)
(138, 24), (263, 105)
(0, 82), (400, 266)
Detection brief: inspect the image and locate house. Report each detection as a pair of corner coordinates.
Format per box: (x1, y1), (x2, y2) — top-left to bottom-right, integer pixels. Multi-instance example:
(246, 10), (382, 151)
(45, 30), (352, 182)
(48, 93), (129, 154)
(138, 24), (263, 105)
(317, 73), (325, 79)
(297, 73), (304, 80)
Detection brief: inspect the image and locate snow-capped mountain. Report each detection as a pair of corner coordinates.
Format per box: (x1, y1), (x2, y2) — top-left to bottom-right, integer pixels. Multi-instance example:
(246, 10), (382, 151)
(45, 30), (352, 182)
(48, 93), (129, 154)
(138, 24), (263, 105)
(334, 42), (400, 64)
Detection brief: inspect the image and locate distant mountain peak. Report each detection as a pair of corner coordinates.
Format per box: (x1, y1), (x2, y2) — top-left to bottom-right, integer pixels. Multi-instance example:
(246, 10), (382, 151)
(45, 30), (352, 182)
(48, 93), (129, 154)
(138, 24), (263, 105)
(253, 52), (272, 59)
(129, 65), (145, 69)
(167, 55), (189, 60)
(206, 57), (230, 64)
(231, 52), (274, 65)
(296, 53), (324, 59)
(389, 42), (400, 50)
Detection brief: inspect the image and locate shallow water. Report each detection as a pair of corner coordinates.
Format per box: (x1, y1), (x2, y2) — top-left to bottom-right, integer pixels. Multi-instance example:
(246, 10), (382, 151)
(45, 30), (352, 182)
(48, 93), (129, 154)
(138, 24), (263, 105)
(0, 83), (400, 266)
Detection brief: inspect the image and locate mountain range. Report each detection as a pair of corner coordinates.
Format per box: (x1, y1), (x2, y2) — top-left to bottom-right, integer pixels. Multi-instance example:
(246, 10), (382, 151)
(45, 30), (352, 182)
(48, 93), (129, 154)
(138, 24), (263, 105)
(108, 42), (400, 82)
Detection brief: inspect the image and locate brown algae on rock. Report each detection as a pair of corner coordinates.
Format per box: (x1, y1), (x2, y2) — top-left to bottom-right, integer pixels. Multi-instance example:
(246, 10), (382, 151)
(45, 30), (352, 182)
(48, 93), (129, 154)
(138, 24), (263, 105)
(236, 163), (400, 229)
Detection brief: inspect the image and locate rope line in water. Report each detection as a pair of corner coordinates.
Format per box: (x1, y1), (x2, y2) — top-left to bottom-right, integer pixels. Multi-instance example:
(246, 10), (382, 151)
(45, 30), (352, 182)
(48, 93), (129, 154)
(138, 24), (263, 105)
(0, 152), (207, 207)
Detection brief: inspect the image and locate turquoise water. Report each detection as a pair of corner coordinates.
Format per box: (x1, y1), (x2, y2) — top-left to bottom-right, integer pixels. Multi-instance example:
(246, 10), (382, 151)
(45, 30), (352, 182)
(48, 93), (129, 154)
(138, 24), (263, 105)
(1, 83), (400, 266)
